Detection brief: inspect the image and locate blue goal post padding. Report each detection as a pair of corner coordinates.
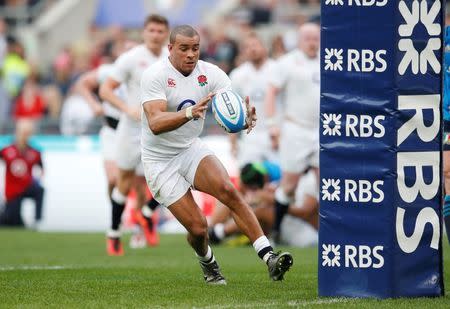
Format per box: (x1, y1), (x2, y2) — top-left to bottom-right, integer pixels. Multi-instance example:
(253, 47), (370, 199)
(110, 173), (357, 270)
(319, 0), (444, 298)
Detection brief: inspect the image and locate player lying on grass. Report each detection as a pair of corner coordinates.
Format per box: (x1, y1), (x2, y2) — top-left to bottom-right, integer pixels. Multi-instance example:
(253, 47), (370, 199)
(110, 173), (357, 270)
(209, 162), (318, 247)
(140, 25), (293, 284)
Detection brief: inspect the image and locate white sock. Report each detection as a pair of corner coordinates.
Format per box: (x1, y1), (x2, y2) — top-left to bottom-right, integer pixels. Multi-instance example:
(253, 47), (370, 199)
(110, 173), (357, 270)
(141, 205), (153, 217)
(196, 245), (215, 264)
(111, 187), (127, 204)
(214, 223), (225, 240)
(253, 236), (273, 263)
(107, 229), (121, 238)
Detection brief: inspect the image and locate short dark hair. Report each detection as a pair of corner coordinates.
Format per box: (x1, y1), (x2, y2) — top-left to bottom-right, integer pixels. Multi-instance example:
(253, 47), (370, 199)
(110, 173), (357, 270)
(240, 163), (267, 189)
(169, 25), (199, 44)
(144, 14), (169, 28)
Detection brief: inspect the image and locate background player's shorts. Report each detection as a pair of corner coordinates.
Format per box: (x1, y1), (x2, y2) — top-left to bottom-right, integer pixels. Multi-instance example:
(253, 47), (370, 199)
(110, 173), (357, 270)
(444, 120), (450, 151)
(115, 118), (144, 175)
(280, 121), (319, 173)
(99, 125), (117, 162)
(237, 131), (279, 167)
(142, 138), (214, 207)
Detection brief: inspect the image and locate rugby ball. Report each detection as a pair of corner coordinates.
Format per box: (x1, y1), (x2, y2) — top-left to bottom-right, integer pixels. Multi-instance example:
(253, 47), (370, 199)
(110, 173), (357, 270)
(212, 90), (247, 133)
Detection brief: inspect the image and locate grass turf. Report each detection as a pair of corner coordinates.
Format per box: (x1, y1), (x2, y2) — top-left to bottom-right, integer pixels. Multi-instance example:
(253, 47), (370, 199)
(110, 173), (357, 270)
(0, 229), (449, 308)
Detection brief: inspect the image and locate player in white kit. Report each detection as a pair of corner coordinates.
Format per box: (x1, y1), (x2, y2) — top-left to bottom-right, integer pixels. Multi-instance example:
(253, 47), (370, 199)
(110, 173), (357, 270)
(140, 25), (293, 284)
(99, 15), (169, 255)
(76, 58), (156, 250)
(229, 32), (280, 166)
(264, 23), (320, 243)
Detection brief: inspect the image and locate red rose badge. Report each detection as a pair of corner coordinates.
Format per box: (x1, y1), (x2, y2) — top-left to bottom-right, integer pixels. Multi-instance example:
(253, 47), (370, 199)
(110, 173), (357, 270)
(197, 75), (208, 87)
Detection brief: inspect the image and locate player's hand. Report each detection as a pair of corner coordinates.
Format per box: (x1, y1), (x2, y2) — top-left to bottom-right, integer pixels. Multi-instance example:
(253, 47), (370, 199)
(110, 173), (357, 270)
(126, 106), (141, 121)
(192, 92), (214, 120)
(244, 96), (257, 134)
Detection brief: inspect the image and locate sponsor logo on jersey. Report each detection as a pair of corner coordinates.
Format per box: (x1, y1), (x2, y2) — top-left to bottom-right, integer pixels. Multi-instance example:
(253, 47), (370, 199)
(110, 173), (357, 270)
(167, 78), (176, 88)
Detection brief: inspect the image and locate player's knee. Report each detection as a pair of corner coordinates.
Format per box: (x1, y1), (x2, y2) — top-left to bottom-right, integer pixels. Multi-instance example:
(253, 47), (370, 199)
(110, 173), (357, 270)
(189, 222), (208, 239)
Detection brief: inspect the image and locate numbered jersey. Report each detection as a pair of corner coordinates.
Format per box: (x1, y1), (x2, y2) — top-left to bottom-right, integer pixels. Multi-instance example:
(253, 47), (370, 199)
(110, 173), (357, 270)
(140, 58), (231, 160)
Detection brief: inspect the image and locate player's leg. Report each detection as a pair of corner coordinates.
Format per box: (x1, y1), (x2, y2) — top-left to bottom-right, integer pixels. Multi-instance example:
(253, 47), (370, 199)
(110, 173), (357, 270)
(272, 172), (301, 239)
(168, 190), (226, 285)
(107, 168), (135, 255)
(0, 196), (24, 226)
(207, 201), (232, 244)
(193, 155), (293, 280)
(134, 174), (159, 246)
(144, 156), (226, 284)
(211, 205), (274, 244)
(273, 122), (316, 243)
(104, 160), (118, 197)
(23, 179), (45, 225)
(99, 126), (118, 196)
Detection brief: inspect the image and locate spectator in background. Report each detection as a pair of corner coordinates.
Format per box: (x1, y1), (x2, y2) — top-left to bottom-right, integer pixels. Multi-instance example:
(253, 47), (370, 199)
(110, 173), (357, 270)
(0, 18), (9, 131)
(13, 73), (46, 119)
(2, 37), (30, 99)
(0, 119), (44, 227)
(201, 27), (238, 74)
(47, 48), (76, 98)
(0, 18), (7, 66)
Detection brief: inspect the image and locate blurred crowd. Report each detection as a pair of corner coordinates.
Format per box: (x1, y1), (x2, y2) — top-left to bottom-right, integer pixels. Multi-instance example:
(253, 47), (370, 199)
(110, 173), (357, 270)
(0, 0), (319, 135)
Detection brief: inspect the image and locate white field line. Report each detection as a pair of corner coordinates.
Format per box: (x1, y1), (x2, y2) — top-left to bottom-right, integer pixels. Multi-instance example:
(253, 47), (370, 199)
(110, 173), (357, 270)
(193, 297), (352, 309)
(0, 265), (71, 271)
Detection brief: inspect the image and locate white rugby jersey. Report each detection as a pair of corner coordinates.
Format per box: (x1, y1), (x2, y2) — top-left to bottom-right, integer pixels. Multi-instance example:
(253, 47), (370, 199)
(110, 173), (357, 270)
(97, 64), (122, 120)
(110, 44), (168, 127)
(230, 59), (279, 133)
(269, 49), (320, 129)
(140, 58), (231, 160)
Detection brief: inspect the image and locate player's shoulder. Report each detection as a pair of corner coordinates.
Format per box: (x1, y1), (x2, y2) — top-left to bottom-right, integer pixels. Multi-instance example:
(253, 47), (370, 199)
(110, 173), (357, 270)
(197, 60), (224, 74)
(230, 62), (251, 78)
(97, 64), (114, 83)
(0, 144), (18, 158)
(117, 44), (146, 61)
(141, 58), (169, 81)
(277, 49), (300, 64)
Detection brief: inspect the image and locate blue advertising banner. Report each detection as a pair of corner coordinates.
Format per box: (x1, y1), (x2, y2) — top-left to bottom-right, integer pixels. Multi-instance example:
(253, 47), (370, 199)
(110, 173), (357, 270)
(319, 0), (444, 297)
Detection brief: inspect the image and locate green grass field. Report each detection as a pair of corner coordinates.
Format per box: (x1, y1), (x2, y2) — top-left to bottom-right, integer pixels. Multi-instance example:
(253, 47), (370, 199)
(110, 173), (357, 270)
(0, 230), (450, 308)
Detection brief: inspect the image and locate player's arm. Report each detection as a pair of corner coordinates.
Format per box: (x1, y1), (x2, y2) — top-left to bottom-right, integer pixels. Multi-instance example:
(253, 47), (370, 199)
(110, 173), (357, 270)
(75, 70), (103, 116)
(264, 84), (281, 124)
(143, 94), (213, 135)
(99, 53), (139, 120)
(99, 77), (138, 119)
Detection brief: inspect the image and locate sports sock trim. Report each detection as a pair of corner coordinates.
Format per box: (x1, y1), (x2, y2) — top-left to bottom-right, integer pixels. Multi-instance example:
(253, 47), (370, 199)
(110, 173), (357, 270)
(111, 187), (127, 204)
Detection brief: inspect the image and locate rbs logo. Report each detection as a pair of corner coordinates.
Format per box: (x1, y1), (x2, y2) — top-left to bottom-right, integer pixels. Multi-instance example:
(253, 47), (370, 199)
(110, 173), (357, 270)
(324, 48), (387, 73)
(321, 178), (384, 203)
(325, 0), (387, 6)
(322, 244), (384, 269)
(396, 94), (441, 254)
(322, 113), (385, 138)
